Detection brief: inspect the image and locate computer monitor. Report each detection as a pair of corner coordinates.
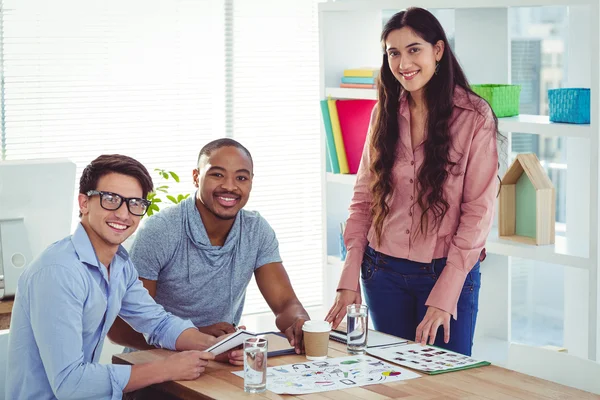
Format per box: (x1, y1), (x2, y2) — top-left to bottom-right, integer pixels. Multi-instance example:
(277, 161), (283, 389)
(0, 159), (76, 299)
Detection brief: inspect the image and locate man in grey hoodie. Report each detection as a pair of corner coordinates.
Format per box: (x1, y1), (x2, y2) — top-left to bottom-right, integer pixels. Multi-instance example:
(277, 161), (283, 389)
(108, 138), (310, 354)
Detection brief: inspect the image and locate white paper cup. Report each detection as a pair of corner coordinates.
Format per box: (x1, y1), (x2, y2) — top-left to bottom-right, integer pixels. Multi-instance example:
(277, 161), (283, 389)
(302, 320), (331, 361)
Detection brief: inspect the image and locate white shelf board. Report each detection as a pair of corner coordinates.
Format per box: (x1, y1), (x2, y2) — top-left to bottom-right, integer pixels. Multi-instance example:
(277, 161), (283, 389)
(325, 87), (377, 100)
(485, 228), (590, 269)
(326, 176), (588, 268)
(497, 115), (590, 138)
(328, 229), (589, 268)
(329, 231), (588, 268)
(320, 0), (592, 12)
(325, 87), (590, 138)
(326, 172), (357, 185)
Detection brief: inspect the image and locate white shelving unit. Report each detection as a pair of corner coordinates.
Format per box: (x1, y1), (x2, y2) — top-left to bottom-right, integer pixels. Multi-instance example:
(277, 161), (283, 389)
(319, 0), (599, 362)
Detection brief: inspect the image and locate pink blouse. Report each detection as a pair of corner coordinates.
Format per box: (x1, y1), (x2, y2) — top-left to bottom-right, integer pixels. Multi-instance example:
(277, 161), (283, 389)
(338, 86), (498, 319)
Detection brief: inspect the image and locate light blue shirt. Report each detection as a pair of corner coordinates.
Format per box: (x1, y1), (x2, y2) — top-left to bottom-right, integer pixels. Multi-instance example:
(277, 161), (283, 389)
(6, 223), (195, 400)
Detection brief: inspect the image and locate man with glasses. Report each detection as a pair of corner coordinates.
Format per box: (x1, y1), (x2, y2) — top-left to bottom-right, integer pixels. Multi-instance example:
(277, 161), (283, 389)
(6, 154), (242, 400)
(86, 190), (151, 216)
(108, 138), (311, 355)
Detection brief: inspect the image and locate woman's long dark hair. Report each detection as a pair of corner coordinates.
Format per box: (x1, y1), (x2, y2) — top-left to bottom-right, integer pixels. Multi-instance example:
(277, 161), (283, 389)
(370, 7), (501, 244)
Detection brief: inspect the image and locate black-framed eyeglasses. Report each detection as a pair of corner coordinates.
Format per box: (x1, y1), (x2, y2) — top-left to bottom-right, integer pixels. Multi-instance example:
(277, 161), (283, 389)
(86, 190), (151, 216)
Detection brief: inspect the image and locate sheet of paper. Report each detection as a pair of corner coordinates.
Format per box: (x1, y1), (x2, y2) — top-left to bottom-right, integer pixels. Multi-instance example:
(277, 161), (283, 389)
(367, 343), (489, 373)
(232, 355), (420, 395)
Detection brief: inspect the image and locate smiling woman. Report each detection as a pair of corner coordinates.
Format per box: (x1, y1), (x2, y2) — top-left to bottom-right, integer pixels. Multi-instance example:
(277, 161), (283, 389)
(384, 28), (442, 93)
(327, 7), (501, 357)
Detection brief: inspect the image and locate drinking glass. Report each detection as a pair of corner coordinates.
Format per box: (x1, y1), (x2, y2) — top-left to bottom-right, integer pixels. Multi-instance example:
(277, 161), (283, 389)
(346, 304), (369, 354)
(243, 337), (268, 393)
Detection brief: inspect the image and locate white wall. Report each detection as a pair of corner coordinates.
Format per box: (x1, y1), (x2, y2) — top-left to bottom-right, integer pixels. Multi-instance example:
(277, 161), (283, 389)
(0, 330), (9, 400)
(326, 181), (354, 256)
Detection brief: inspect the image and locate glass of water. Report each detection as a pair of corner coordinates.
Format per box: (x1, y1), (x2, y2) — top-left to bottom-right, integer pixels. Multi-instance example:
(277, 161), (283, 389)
(243, 337), (268, 393)
(346, 304), (369, 354)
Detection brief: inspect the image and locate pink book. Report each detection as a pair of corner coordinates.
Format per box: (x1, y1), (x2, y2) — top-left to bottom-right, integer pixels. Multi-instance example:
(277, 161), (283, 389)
(335, 99), (377, 174)
(339, 83), (376, 89)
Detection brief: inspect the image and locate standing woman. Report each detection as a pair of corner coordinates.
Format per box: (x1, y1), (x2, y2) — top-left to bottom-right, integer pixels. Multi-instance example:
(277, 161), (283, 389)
(326, 7), (500, 356)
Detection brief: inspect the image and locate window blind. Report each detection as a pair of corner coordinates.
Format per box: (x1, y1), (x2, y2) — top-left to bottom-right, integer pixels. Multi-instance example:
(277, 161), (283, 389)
(2, 0), (224, 216)
(1, 0), (325, 316)
(227, 0), (323, 314)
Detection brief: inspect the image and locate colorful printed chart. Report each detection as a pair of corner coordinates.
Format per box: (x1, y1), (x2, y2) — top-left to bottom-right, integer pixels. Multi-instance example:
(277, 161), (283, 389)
(231, 355), (420, 395)
(367, 343), (490, 375)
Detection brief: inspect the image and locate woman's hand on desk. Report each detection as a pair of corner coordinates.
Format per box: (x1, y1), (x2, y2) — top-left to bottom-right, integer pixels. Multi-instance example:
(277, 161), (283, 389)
(415, 306), (451, 346)
(325, 289), (362, 329)
(163, 350), (214, 381)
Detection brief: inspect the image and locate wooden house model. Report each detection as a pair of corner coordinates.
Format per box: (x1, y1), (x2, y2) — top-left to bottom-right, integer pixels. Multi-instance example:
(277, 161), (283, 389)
(499, 153), (555, 245)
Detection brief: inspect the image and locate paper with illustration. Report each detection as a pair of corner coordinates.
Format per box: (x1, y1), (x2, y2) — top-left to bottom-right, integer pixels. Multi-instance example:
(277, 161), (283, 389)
(367, 343), (490, 374)
(232, 355), (420, 395)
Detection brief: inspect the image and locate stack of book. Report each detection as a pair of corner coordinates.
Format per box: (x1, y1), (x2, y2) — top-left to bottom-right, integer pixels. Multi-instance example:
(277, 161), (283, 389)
(340, 67), (378, 89)
(320, 97), (377, 174)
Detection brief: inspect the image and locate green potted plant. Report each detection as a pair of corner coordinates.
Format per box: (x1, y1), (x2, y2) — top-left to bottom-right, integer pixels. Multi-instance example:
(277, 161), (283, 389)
(145, 168), (190, 217)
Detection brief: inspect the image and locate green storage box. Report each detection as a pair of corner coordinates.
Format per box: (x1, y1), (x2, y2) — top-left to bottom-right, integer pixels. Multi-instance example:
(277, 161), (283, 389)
(471, 84), (521, 117)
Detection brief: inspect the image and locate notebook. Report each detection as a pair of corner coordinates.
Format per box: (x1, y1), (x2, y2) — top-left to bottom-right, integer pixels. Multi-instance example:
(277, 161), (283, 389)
(339, 83), (376, 89)
(320, 99), (340, 174)
(327, 99), (350, 174)
(206, 330), (295, 357)
(343, 68), (379, 78)
(341, 76), (376, 84)
(335, 99), (377, 174)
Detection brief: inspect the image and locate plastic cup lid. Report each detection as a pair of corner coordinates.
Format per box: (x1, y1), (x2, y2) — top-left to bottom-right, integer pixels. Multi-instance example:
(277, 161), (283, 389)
(302, 320), (332, 333)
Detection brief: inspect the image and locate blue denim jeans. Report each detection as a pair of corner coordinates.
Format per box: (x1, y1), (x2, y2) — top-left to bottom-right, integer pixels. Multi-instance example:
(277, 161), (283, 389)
(361, 246), (481, 356)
